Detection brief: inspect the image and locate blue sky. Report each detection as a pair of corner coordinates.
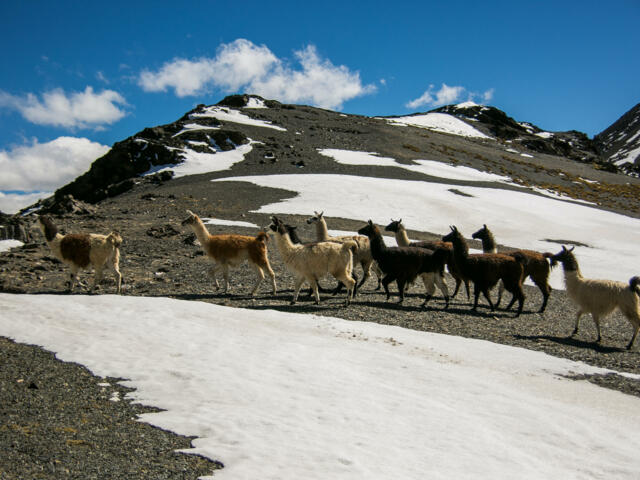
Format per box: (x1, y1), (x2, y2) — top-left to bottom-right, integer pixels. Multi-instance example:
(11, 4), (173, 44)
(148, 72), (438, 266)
(1, 0), (639, 212)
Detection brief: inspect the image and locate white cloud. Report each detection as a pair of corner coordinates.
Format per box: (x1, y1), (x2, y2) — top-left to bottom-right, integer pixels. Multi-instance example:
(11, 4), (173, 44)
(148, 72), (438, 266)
(0, 191), (51, 214)
(0, 136), (109, 192)
(138, 39), (375, 110)
(0, 87), (127, 129)
(406, 83), (495, 110)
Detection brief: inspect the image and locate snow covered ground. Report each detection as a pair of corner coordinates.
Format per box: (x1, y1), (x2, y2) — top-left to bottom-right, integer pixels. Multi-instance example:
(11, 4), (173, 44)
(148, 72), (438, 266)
(1, 293), (639, 480)
(212, 171), (640, 290)
(383, 112), (491, 139)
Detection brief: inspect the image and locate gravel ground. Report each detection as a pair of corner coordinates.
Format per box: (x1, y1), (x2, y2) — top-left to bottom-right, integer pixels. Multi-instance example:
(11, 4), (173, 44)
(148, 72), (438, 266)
(2, 135), (640, 478)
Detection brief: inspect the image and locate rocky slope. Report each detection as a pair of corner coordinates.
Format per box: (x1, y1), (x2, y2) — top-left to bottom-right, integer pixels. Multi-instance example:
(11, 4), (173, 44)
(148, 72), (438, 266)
(594, 102), (640, 177)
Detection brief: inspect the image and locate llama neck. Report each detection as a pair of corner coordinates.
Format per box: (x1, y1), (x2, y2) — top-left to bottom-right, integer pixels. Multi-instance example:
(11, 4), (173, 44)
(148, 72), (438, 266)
(274, 231), (296, 257)
(314, 218), (330, 241)
(189, 217), (212, 246)
(560, 254), (582, 285)
(368, 227), (387, 258)
(450, 235), (470, 265)
(481, 233), (497, 254)
(395, 226), (411, 247)
(45, 234), (65, 260)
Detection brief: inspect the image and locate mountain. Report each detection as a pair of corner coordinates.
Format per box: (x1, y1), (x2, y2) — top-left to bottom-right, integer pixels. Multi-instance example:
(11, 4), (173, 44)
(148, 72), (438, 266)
(432, 102), (603, 167)
(594, 102), (640, 177)
(21, 94), (636, 213)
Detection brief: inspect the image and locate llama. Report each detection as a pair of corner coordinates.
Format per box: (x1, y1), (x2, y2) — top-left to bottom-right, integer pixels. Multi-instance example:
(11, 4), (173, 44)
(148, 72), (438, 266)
(267, 215), (356, 306)
(279, 221), (358, 295)
(181, 210), (276, 296)
(442, 226), (526, 316)
(307, 211), (382, 290)
(385, 218), (470, 300)
(472, 224), (552, 312)
(36, 215), (122, 294)
(357, 220), (450, 308)
(548, 246), (640, 349)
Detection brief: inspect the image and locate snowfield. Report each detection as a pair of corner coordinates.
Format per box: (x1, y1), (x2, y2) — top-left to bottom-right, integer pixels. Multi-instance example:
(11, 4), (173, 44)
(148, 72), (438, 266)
(1, 293), (639, 480)
(212, 171), (640, 290)
(383, 112), (491, 139)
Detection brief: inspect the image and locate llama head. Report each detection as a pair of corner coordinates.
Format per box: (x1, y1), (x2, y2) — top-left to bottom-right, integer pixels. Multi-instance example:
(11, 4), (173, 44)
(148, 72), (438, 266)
(384, 218), (403, 233)
(442, 225), (461, 243)
(181, 210), (199, 227)
(357, 220), (378, 238)
(306, 211), (324, 225)
(548, 245), (577, 269)
(282, 223), (302, 244)
(267, 215), (287, 235)
(471, 224), (490, 241)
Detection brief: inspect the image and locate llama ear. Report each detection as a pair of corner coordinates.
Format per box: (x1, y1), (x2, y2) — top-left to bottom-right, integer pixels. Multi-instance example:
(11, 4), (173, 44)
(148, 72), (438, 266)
(483, 224), (487, 229)
(562, 245), (567, 252)
(568, 246), (575, 253)
(399, 218), (402, 224)
(186, 209), (194, 216)
(320, 211), (324, 217)
(368, 219), (373, 225)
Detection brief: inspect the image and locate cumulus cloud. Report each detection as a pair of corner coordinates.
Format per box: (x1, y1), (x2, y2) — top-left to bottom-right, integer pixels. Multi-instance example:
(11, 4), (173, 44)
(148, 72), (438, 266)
(138, 39), (375, 110)
(0, 87), (127, 129)
(406, 83), (495, 110)
(0, 136), (109, 192)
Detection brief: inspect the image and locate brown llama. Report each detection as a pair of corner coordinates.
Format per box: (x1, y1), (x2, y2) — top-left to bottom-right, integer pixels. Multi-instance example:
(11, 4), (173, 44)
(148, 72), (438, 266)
(442, 226), (526, 316)
(182, 210), (276, 296)
(385, 218), (470, 300)
(37, 215), (122, 294)
(472, 224), (552, 313)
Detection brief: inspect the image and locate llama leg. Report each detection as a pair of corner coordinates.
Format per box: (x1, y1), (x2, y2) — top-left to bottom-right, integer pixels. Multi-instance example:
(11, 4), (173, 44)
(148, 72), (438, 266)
(482, 289), (495, 311)
(535, 279), (551, 313)
(251, 266), (265, 296)
(396, 279), (407, 304)
(627, 325), (639, 350)
(92, 266), (104, 293)
(451, 277), (461, 299)
(374, 263), (383, 290)
(221, 265), (230, 293)
(421, 273), (436, 308)
(382, 275), (395, 301)
(465, 280), (471, 301)
(110, 257), (122, 294)
(357, 260), (371, 289)
(291, 277), (305, 304)
(260, 258), (277, 295)
(496, 280), (504, 309)
(309, 278), (320, 304)
(208, 264), (221, 290)
(334, 272), (356, 306)
(435, 273), (450, 308)
(572, 310), (584, 336)
(68, 266), (80, 292)
(472, 285), (481, 311)
(592, 314), (602, 343)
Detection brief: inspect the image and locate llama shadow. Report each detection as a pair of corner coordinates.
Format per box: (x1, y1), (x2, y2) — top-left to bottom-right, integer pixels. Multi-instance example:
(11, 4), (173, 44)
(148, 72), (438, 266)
(513, 334), (626, 353)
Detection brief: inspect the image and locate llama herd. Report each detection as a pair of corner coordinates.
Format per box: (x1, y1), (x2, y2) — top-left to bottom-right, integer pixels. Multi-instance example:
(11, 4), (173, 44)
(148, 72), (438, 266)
(33, 211), (640, 350)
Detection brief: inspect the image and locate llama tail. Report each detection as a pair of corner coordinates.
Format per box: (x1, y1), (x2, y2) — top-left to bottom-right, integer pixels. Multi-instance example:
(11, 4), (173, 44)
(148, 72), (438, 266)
(629, 276), (640, 295)
(107, 231), (123, 247)
(342, 240), (358, 255)
(542, 252), (556, 268)
(256, 231), (269, 243)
